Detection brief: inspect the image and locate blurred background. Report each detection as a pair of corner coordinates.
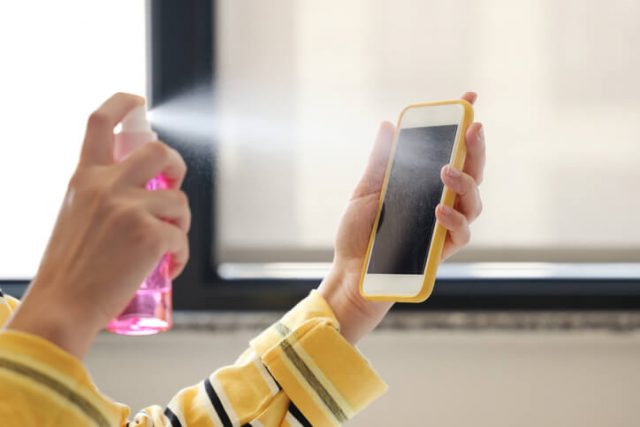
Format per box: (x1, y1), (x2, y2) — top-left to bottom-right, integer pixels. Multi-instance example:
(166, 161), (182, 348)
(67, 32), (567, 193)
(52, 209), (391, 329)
(1, 0), (639, 426)
(214, 0), (640, 264)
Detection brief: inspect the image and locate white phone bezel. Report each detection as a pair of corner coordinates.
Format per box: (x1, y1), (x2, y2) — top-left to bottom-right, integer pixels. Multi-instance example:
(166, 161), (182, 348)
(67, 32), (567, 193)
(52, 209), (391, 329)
(361, 103), (466, 298)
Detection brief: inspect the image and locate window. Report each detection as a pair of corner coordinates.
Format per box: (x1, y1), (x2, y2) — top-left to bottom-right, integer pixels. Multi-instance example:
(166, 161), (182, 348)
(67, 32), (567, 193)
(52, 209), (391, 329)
(206, 0), (640, 309)
(215, 0), (640, 266)
(0, 0), (146, 279)
(3, 0), (640, 310)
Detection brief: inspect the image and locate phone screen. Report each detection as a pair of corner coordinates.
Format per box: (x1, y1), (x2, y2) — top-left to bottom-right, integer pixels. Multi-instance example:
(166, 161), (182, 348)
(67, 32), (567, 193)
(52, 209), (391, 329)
(367, 124), (458, 275)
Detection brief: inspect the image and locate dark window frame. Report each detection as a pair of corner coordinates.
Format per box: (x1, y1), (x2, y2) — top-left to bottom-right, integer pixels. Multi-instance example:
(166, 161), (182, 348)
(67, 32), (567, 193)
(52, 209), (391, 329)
(3, 0), (640, 311)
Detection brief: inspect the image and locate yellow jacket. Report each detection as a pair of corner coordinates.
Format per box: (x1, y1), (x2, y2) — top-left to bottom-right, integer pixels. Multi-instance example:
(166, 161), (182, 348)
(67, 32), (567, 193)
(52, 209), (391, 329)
(0, 289), (386, 426)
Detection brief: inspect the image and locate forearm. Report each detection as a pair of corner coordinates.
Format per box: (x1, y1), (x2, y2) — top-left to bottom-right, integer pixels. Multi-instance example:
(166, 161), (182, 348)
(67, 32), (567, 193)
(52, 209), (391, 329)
(5, 284), (100, 359)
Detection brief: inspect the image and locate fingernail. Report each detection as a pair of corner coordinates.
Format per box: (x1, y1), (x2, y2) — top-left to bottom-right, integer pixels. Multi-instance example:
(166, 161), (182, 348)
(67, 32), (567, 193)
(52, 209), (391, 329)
(440, 204), (453, 215)
(447, 166), (461, 178)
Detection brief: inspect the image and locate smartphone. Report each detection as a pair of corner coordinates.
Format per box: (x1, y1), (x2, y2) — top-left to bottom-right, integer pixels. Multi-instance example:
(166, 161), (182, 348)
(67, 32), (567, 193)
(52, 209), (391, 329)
(359, 100), (473, 303)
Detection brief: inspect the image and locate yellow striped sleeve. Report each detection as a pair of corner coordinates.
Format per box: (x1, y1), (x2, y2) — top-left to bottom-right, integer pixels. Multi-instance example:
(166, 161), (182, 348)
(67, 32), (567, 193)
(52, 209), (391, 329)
(0, 289), (386, 426)
(252, 291), (388, 426)
(0, 329), (126, 426)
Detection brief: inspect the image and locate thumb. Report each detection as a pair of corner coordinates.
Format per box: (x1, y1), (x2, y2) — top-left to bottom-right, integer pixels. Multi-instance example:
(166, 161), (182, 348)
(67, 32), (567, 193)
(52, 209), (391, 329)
(352, 121), (395, 199)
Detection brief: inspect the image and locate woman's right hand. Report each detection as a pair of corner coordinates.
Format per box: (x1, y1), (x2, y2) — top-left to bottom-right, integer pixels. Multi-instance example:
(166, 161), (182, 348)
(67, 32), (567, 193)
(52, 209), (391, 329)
(6, 93), (191, 359)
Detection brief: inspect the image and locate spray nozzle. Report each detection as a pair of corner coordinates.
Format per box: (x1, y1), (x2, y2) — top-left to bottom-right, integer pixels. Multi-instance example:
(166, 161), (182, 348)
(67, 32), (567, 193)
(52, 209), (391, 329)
(121, 106), (153, 133)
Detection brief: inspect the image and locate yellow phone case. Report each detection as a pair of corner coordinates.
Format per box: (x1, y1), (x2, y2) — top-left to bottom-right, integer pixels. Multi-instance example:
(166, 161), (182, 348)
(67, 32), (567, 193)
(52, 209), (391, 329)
(359, 99), (474, 303)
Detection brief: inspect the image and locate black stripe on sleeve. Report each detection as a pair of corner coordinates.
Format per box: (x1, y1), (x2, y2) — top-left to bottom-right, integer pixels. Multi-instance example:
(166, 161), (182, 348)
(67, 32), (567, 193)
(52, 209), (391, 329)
(164, 407), (183, 427)
(204, 378), (233, 427)
(289, 401), (313, 427)
(264, 364), (282, 391)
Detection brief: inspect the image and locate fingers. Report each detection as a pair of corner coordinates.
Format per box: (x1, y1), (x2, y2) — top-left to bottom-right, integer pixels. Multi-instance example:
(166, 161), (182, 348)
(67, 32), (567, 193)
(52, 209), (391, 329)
(138, 189), (191, 233)
(460, 91), (486, 184)
(81, 93), (145, 165)
(461, 91), (477, 105)
(436, 92), (481, 256)
(441, 165), (482, 222)
(436, 204), (471, 247)
(463, 122), (486, 184)
(352, 121), (396, 199)
(155, 222), (189, 279)
(118, 142), (187, 189)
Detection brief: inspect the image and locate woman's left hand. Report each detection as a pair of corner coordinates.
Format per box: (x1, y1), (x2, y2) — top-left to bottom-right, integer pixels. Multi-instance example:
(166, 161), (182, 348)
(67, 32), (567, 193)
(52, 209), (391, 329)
(318, 92), (485, 344)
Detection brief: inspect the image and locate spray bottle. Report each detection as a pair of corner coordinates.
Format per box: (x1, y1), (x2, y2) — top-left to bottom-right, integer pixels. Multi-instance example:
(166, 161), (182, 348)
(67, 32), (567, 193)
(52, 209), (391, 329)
(106, 106), (172, 335)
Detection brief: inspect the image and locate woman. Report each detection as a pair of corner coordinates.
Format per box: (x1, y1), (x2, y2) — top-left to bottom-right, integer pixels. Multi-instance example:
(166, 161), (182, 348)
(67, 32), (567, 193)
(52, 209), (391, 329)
(0, 92), (485, 426)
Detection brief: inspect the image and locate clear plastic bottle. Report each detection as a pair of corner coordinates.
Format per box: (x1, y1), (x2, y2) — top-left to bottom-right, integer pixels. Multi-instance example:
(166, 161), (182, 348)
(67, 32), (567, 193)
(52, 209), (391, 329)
(106, 107), (172, 335)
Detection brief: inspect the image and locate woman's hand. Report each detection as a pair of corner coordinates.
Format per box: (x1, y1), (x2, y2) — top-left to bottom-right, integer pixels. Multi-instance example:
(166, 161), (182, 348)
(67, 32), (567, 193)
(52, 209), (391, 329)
(318, 92), (485, 344)
(6, 93), (191, 359)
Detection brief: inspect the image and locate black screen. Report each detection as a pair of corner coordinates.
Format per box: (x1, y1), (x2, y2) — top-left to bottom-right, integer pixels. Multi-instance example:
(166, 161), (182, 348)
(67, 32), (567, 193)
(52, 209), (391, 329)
(367, 125), (458, 274)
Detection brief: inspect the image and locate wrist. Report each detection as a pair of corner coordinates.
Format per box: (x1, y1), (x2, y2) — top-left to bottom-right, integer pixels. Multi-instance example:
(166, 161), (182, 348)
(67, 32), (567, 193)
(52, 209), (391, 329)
(6, 285), (100, 359)
(318, 265), (393, 345)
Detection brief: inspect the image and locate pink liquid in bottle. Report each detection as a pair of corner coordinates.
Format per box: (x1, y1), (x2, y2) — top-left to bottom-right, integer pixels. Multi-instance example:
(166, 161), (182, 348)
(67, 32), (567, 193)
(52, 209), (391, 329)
(106, 107), (173, 335)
